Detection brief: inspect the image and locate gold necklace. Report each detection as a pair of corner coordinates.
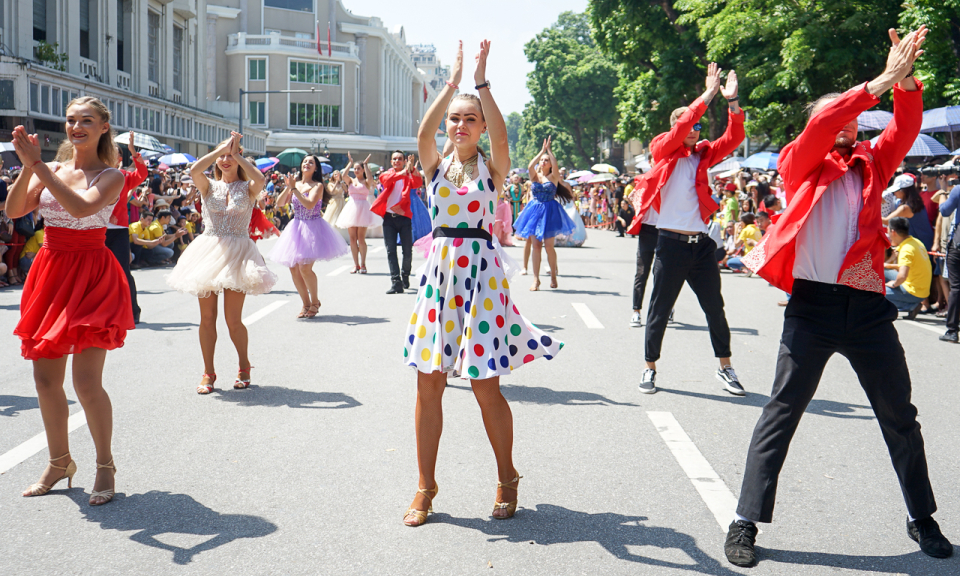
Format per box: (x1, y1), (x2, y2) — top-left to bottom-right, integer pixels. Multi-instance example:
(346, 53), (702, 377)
(447, 153), (479, 188)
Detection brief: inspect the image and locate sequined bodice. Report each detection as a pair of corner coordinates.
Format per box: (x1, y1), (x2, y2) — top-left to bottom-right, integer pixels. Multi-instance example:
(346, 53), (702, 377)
(532, 181), (557, 203)
(202, 180), (253, 237)
(426, 155), (498, 236)
(292, 190), (324, 221)
(347, 184), (370, 202)
(39, 166), (120, 230)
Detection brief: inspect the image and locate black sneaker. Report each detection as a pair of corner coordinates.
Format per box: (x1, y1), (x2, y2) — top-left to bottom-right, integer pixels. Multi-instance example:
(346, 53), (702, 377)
(717, 366), (745, 396)
(639, 369), (657, 394)
(907, 516), (954, 558)
(386, 285), (404, 294)
(724, 520), (759, 567)
(402, 276), (410, 290)
(940, 331), (959, 343)
(906, 303), (923, 320)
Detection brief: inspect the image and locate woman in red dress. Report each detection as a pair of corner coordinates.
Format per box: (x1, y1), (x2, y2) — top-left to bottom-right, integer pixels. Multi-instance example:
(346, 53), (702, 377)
(6, 97), (133, 506)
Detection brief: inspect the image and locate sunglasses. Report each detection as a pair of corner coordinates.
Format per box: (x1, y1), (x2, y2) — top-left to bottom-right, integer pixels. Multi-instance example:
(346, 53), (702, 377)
(692, 123), (703, 132)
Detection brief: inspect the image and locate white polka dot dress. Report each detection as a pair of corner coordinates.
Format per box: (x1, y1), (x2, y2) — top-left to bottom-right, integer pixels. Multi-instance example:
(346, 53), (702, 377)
(403, 155), (563, 379)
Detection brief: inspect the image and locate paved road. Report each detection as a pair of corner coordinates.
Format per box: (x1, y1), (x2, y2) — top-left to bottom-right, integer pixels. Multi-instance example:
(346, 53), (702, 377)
(1, 229), (957, 575)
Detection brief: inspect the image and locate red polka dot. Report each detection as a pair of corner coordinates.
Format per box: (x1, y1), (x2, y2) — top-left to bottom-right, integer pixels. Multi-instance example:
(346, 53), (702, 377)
(457, 186), (469, 195)
(488, 225), (493, 233)
(499, 293), (505, 304)
(474, 344), (485, 356)
(496, 316), (505, 328)
(455, 295), (464, 307)
(468, 201), (480, 213)
(457, 256), (469, 268)
(523, 354), (535, 364)
(428, 309), (437, 322)
(431, 244), (437, 253)
(453, 238), (464, 247)
(494, 257), (500, 268)
(513, 305), (519, 314)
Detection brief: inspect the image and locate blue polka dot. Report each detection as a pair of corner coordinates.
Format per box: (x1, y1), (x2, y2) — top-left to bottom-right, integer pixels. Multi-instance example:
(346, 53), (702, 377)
(444, 344), (452, 356)
(486, 241), (494, 250)
(527, 339), (538, 350)
(487, 178), (494, 190)
(420, 275), (427, 286)
(493, 337), (500, 350)
(500, 356), (509, 367)
(439, 296), (445, 308)
(541, 335), (553, 346)
(433, 266), (439, 277)
(465, 277), (472, 291)
(432, 168), (440, 181)
(487, 358), (497, 370)
(480, 258), (488, 271)
(465, 300), (471, 313)
(544, 354), (553, 360)
(509, 344), (518, 356)
(408, 335), (415, 345)
(439, 272), (445, 284)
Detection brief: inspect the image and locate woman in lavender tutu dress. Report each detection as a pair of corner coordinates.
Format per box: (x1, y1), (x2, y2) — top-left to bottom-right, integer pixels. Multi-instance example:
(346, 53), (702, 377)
(268, 155), (349, 318)
(336, 152), (383, 273)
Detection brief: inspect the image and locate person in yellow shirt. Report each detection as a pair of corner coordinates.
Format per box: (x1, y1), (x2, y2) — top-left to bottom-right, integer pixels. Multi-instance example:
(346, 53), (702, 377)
(129, 211), (175, 268)
(724, 213), (762, 272)
(885, 216), (932, 318)
(19, 228), (44, 274)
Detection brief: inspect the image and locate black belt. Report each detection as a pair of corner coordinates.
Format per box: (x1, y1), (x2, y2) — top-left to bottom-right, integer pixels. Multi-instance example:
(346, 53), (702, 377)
(433, 227), (492, 241)
(659, 230), (708, 243)
(792, 279), (874, 298)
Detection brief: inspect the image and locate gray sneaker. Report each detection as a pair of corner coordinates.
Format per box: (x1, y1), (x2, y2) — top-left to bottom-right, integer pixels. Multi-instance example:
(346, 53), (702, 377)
(630, 311), (642, 327)
(717, 366), (745, 396)
(639, 369), (657, 394)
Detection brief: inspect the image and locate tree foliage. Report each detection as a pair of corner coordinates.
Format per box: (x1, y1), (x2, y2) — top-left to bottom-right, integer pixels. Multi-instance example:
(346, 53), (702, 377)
(900, 1), (960, 107)
(517, 11), (619, 169)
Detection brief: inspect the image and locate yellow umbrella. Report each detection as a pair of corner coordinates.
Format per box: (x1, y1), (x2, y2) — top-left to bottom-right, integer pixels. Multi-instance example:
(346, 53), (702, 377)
(592, 163), (620, 175)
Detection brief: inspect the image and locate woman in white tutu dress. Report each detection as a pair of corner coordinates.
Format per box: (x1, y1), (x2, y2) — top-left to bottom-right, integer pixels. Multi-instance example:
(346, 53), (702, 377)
(167, 132), (277, 394)
(268, 155), (349, 318)
(336, 152), (383, 273)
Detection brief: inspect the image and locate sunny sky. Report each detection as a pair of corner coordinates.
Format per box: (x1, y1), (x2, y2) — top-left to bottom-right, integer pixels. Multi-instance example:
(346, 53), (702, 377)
(342, 0), (590, 116)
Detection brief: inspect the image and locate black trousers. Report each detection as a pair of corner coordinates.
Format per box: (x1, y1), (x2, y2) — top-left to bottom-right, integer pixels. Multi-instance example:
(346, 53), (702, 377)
(644, 234), (731, 362)
(382, 212), (412, 288)
(632, 224), (659, 310)
(945, 245), (960, 334)
(737, 280), (937, 523)
(105, 228), (140, 321)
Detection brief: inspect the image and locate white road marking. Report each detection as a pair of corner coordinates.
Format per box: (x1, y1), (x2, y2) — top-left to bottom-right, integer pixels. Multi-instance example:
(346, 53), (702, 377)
(369, 246), (384, 254)
(242, 300), (289, 325)
(902, 319), (945, 335)
(647, 411), (738, 531)
(572, 303), (604, 329)
(327, 264), (354, 277)
(0, 411), (87, 475)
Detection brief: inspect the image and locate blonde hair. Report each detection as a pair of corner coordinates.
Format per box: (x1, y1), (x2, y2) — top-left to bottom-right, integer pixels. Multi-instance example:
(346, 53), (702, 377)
(54, 96), (117, 166)
(447, 94), (487, 159)
(212, 137), (248, 182)
(669, 106), (689, 127)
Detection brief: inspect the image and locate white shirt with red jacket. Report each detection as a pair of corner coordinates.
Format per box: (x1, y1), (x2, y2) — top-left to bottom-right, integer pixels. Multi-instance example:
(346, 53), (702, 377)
(626, 96), (745, 235)
(108, 154), (149, 229)
(371, 168), (424, 219)
(743, 81), (924, 294)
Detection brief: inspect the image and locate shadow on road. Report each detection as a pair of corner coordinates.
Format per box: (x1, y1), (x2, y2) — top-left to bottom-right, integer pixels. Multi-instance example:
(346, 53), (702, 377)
(0, 395), (75, 417)
(658, 388), (875, 420)
(309, 314), (389, 325)
(68, 490), (277, 565)
(670, 321), (759, 336)
(758, 547), (958, 574)
(135, 321), (198, 331)
(550, 289), (621, 296)
(213, 386), (361, 409)
(0, 303), (20, 310)
(448, 384), (636, 407)
(531, 324), (563, 333)
(434, 504), (739, 575)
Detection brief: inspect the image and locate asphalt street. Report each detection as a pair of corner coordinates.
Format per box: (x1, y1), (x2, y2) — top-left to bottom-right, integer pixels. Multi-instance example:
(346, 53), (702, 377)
(0, 229), (957, 576)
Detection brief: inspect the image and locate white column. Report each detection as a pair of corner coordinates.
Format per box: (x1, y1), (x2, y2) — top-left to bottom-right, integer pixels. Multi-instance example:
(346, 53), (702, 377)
(205, 13), (218, 102)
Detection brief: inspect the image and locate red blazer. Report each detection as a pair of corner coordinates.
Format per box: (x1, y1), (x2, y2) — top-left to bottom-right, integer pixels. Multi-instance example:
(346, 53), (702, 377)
(371, 168), (424, 218)
(627, 97), (745, 234)
(743, 81), (923, 294)
(111, 155), (149, 227)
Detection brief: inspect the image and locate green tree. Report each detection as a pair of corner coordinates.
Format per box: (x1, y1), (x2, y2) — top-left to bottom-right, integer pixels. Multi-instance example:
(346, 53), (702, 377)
(520, 11), (620, 169)
(900, 1), (960, 107)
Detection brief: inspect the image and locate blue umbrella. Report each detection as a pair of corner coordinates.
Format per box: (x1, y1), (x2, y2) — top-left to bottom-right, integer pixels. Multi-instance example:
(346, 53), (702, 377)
(320, 163), (333, 175)
(741, 152), (779, 170)
(160, 144), (175, 153)
(858, 110), (893, 131)
(870, 133), (950, 157)
(256, 157), (280, 172)
(157, 153), (197, 166)
(920, 106), (960, 133)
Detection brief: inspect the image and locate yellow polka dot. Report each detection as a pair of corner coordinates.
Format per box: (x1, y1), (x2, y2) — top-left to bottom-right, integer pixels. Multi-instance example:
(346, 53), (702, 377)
(445, 320), (455, 333)
(456, 335), (462, 346)
(441, 246), (448, 260)
(471, 305), (478, 318)
(502, 279), (509, 289)
(410, 313), (418, 325)
(449, 259), (455, 270)
(417, 325), (427, 338)
(440, 223), (449, 228)
(434, 353), (442, 366)
(439, 186), (450, 198)
(447, 204), (460, 216)
(489, 277), (498, 290)
(420, 348), (431, 361)
(465, 327), (472, 340)
(448, 298), (457, 309)
(484, 298), (493, 311)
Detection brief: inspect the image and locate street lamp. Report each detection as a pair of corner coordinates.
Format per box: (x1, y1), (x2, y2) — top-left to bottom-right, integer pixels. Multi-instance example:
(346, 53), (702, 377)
(310, 138), (329, 157)
(238, 87), (322, 136)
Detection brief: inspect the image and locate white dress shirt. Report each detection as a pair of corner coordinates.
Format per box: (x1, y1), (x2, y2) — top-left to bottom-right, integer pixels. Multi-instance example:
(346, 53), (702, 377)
(641, 206), (659, 226)
(793, 166), (863, 284)
(656, 154), (708, 233)
(386, 180), (404, 214)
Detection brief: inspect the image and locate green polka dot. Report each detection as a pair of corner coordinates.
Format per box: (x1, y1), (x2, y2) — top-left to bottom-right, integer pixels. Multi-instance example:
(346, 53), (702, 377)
(403, 348), (408, 357)
(489, 201), (495, 213)
(457, 222), (469, 228)
(559, 342), (564, 350)
(453, 275), (458, 285)
(510, 324), (522, 337)
(433, 207), (439, 217)
(426, 285), (433, 298)
(478, 179), (484, 191)
(471, 265), (478, 278)
(472, 241), (480, 254)
(479, 321), (489, 334)
(468, 366), (480, 378)
(432, 333), (436, 344)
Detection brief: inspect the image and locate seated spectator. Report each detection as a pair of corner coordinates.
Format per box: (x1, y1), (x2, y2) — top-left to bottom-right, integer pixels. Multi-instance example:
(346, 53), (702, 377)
(756, 211), (772, 234)
(129, 211), (174, 268)
(19, 225), (45, 276)
(725, 213), (762, 272)
(884, 216), (931, 319)
(615, 200), (635, 237)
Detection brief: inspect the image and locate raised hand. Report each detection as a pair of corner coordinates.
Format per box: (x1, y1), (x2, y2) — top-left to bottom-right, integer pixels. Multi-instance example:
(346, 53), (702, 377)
(704, 62), (721, 100)
(347, 151), (354, 166)
(127, 131), (137, 154)
(720, 70), (738, 100)
(11, 126), (42, 166)
(406, 154), (416, 173)
(450, 41), (463, 87)
(474, 40), (490, 86)
(362, 154), (372, 165)
(229, 131), (243, 156)
(284, 173), (296, 189)
(885, 26), (927, 81)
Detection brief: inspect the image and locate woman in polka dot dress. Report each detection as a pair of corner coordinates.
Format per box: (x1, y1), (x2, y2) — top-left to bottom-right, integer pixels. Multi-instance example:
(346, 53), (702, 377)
(401, 40), (563, 528)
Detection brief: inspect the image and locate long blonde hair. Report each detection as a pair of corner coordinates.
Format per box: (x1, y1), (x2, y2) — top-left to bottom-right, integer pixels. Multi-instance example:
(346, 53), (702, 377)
(212, 137), (248, 182)
(54, 96), (117, 166)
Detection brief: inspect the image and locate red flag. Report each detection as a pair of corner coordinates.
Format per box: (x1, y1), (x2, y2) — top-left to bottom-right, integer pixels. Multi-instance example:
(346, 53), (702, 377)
(327, 23), (332, 57)
(316, 23), (322, 55)
(423, 84), (428, 103)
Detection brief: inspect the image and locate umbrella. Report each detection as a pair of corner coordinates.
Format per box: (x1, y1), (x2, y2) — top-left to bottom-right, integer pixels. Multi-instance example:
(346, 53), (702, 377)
(920, 106), (960, 133)
(951, 147), (960, 155)
(716, 168), (741, 179)
(588, 173), (617, 183)
(568, 170), (593, 179)
(320, 163), (334, 175)
(869, 134), (950, 158)
(160, 144), (175, 153)
(564, 179), (580, 186)
(707, 156), (744, 175)
(741, 152), (780, 170)
(157, 163), (170, 171)
(114, 132), (166, 152)
(256, 157), (280, 172)
(592, 163), (619, 174)
(858, 110), (893, 131)
(0, 142), (14, 152)
(277, 148), (308, 167)
(365, 162), (381, 172)
(140, 150), (162, 160)
(157, 153), (196, 166)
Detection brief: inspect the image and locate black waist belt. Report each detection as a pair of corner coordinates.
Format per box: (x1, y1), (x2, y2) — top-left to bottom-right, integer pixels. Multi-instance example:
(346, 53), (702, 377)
(433, 227), (492, 241)
(659, 230), (708, 243)
(792, 279), (874, 298)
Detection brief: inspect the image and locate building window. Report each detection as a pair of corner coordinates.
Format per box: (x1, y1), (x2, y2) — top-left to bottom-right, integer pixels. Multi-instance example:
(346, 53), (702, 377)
(289, 103), (340, 128)
(41, 85), (49, 115)
(148, 12), (160, 83)
(116, 0), (125, 71)
(33, 0), (47, 42)
(0, 80), (14, 110)
(30, 83), (39, 113)
(173, 26), (184, 92)
(52, 88), (60, 115)
(134, 107), (140, 129)
(264, 0), (313, 12)
(79, 0), (91, 59)
(249, 59), (266, 81)
(289, 62), (340, 85)
(250, 101), (266, 125)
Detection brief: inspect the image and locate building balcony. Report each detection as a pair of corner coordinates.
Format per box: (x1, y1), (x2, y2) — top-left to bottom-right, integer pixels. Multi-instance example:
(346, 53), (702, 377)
(79, 57), (100, 81)
(226, 33), (360, 59)
(116, 71), (132, 91)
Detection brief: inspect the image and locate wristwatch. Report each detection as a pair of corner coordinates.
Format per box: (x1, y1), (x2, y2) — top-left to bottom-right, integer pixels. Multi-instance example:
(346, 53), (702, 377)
(475, 81), (491, 91)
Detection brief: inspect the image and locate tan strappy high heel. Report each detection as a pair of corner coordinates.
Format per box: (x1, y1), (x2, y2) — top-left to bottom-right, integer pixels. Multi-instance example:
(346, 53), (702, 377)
(403, 485), (439, 527)
(492, 472), (522, 519)
(22, 453), (76, 497)
(89, 459), (117, 506)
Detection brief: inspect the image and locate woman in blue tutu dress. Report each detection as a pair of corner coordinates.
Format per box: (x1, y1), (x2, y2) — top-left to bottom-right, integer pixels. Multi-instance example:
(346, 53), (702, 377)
(268, 155), (349, 318)
(513, 136), (576, 290)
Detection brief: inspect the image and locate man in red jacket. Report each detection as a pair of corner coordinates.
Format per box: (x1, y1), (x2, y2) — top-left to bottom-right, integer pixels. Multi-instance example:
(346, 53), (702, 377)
(726, 27), (952, 567)
(107, 132), (148, 324)
(631, 63), (746, 396)
(371, 151), (423, 294)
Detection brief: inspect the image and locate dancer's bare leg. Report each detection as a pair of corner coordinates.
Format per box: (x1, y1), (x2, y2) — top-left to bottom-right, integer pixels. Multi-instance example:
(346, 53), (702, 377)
(471, 376), (517, 516)
(198, 295), (219, 375)
(530, 238), (542, 291)
(357, 227), (368, 268)
(289, 266), (309, 312)
(405, 370), (446, 520)
(545, 237), (558, 288)
(72, 347), (114, 502)
(298, 262), (319, 307)
(222, 289), (250, 371)
(22, 356), (71, 494)
(348, 227), (360, 268)
(522, 237), (532, 274)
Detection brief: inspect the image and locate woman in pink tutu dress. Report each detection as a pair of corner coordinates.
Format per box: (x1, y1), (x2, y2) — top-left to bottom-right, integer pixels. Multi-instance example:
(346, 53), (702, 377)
(336, 152), (383, 273)
(493, 189), (515, 246)
(268, 155), (349, 318)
